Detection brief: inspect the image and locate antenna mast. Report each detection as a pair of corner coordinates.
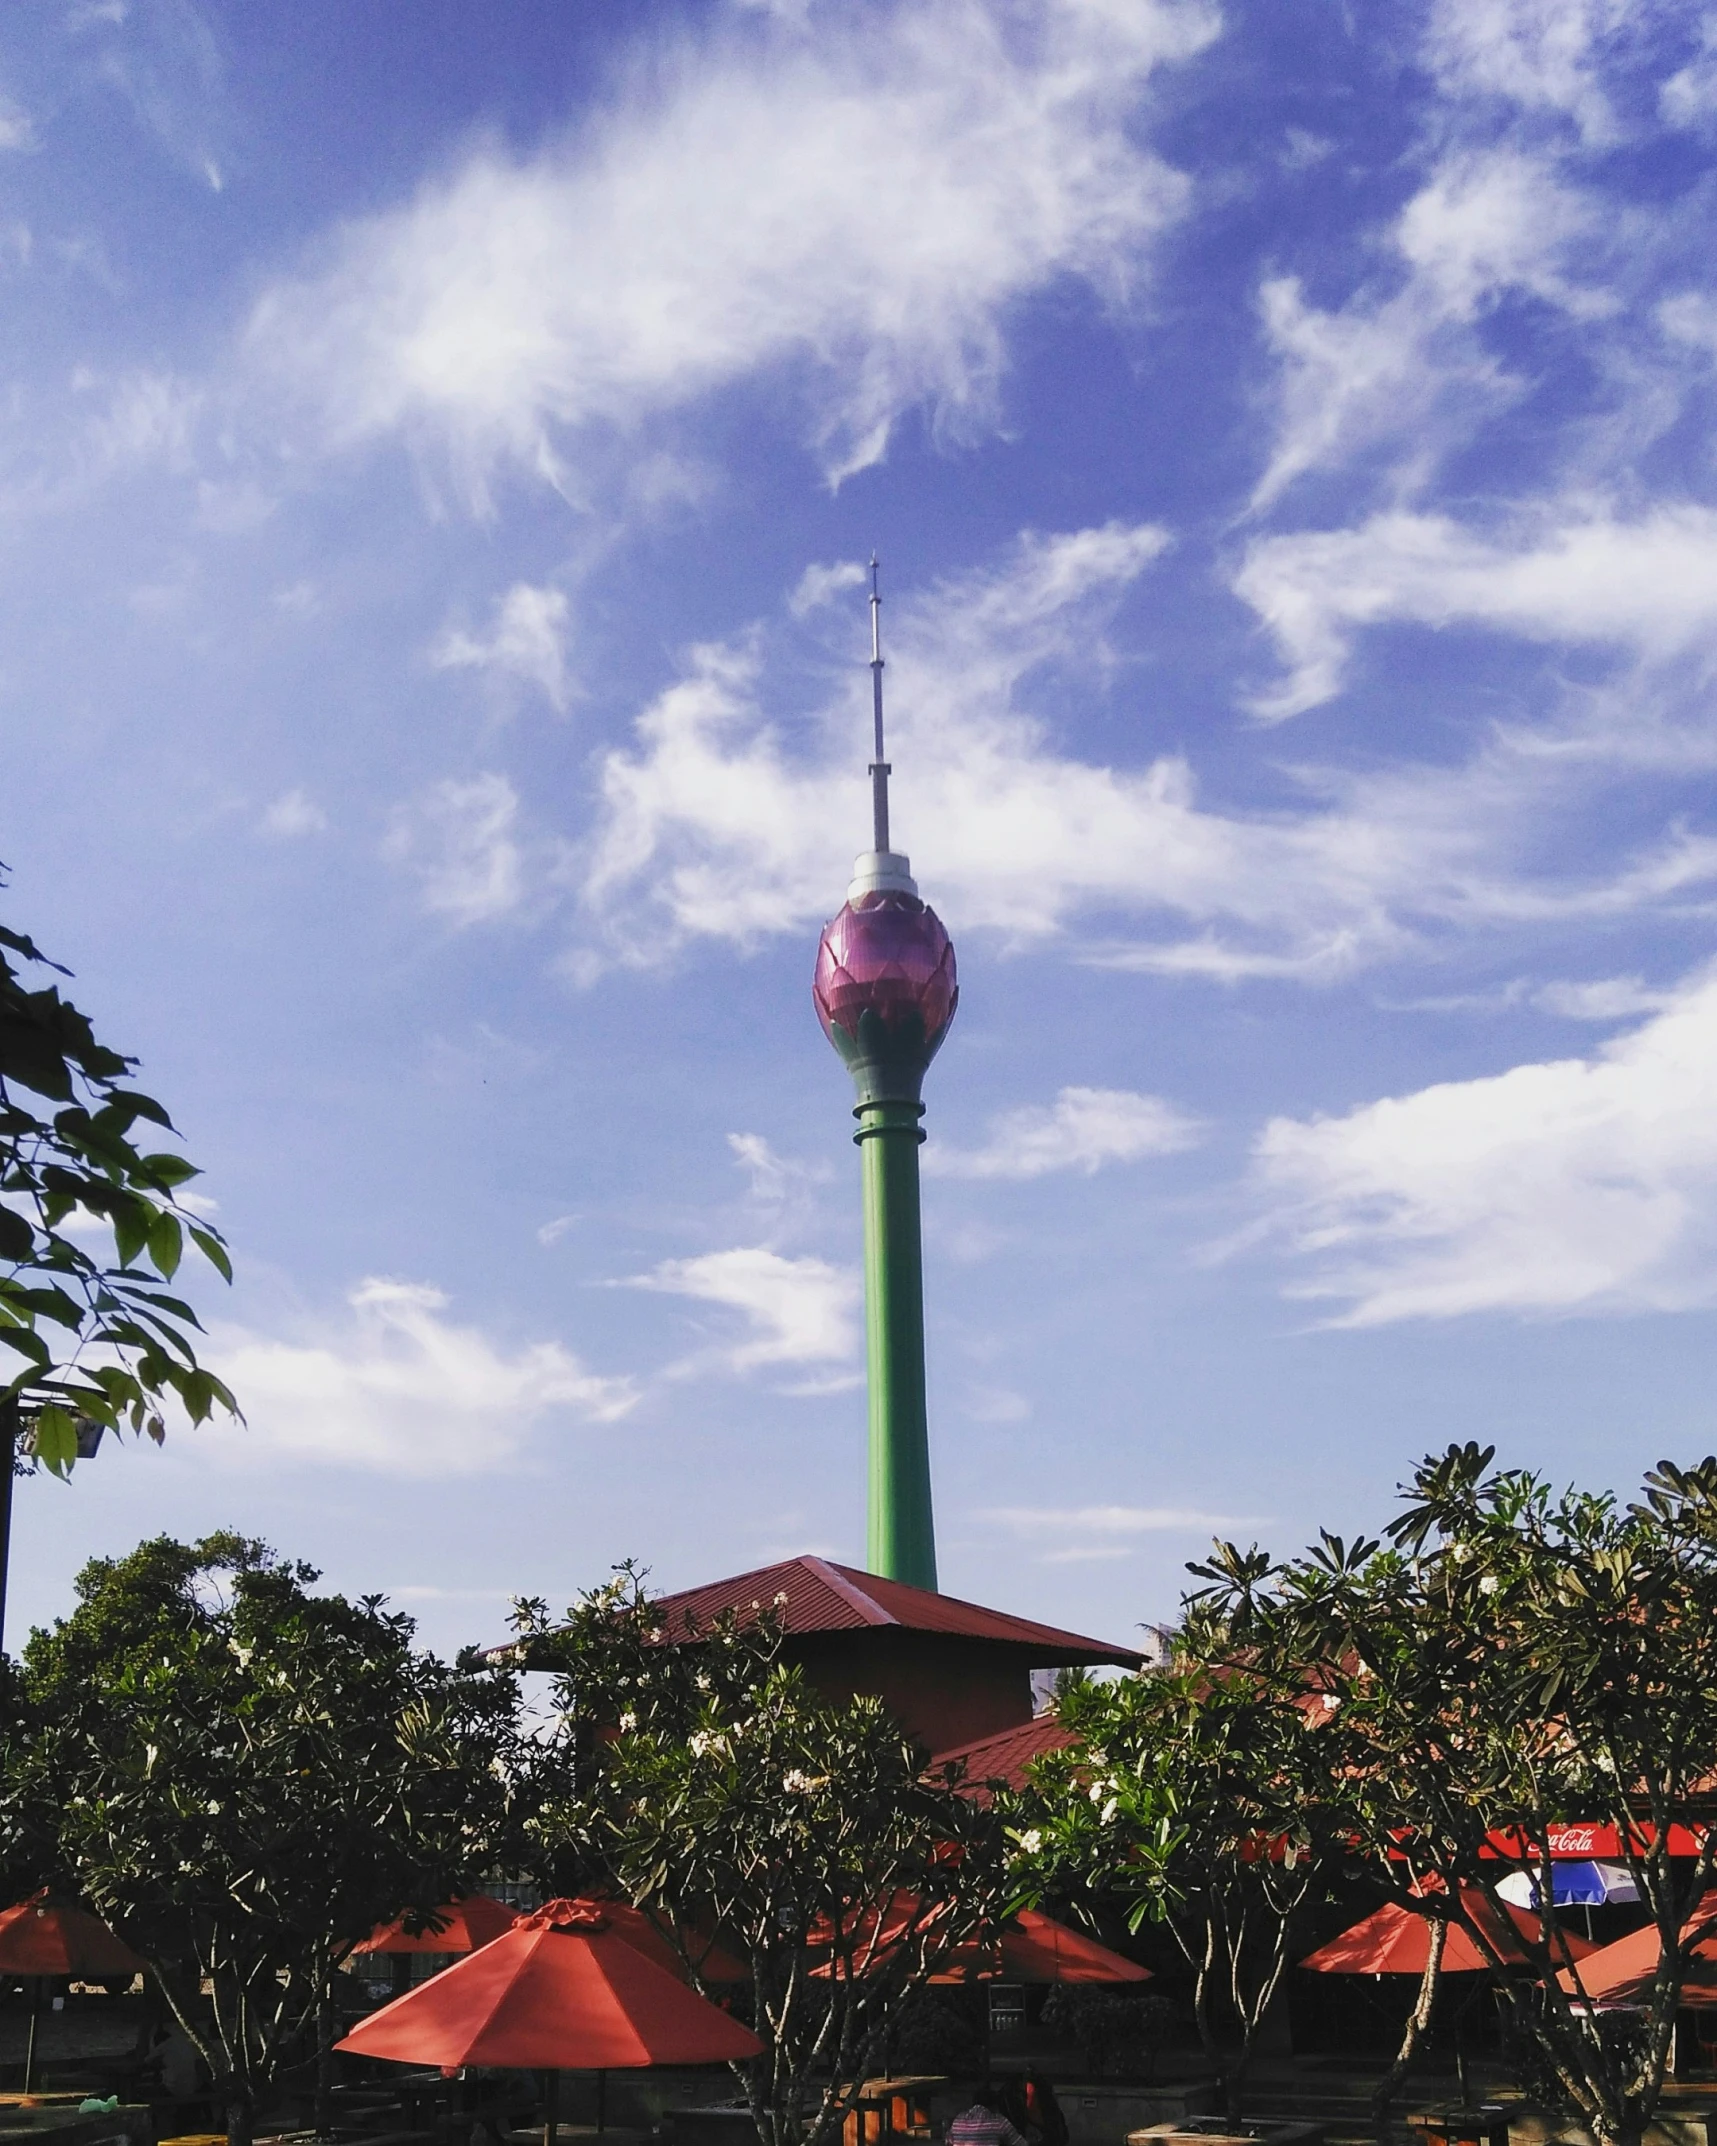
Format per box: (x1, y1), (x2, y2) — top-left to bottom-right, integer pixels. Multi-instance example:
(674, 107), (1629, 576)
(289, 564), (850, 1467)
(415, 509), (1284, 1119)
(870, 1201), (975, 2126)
(868, 555), (890, 854)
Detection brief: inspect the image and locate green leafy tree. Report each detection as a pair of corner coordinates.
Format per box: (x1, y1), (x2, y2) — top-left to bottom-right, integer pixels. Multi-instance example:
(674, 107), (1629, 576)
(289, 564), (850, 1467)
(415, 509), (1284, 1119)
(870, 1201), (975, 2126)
(515, 1568), (1009, 2146)
(9, 1533), (521, 2146)
(1193, 1446), (1717, 2146)
(1, 904), (236, 1472)
(1012, 1662), (1329, 2115)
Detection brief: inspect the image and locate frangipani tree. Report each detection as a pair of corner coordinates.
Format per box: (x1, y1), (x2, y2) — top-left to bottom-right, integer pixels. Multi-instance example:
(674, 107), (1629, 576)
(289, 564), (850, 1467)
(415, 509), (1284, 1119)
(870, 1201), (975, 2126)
(515, 1569), (1008, 2146)
(10, 1534), (521, 2146)
(1011, 1659), (1330, 2117)
(1194, 1446), (1717, 2146)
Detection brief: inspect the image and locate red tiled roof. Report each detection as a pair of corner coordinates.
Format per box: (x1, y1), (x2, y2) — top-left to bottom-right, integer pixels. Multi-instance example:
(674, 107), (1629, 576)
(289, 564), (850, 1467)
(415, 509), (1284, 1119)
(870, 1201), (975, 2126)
(655, 1556), (1141, 1669)
(932, 1711), (1080, 1790)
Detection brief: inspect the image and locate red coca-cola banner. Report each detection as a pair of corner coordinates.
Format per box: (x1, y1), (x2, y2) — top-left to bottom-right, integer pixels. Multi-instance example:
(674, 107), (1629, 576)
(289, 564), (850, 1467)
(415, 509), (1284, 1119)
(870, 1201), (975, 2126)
(1388, 1822), (1711, 1861)
(1480, 1823), (1710, 1859)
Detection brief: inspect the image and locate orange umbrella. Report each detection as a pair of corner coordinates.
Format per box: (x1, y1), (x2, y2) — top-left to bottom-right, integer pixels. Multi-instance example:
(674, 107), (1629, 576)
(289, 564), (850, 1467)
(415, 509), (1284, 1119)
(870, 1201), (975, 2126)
(335, 1901), (763, 2071)
(355, 1895), (517, 1956)
(1301, 1889), (1595, 1975)
(1555, 1892), (1717, 2009)
(930, 1910), (1151, 1986)
(0, 1892), (142, 1978)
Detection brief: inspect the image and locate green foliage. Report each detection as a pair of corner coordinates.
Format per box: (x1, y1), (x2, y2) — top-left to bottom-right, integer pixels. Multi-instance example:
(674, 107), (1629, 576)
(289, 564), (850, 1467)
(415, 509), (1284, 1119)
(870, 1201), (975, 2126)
(1012, 1664), (1332, 2113)
(514, 1566), (1009, 2146)
(8, 1533), (521, 2146)
(1188, 1444), (1717, 2146)
(0, 905), (237, 1471)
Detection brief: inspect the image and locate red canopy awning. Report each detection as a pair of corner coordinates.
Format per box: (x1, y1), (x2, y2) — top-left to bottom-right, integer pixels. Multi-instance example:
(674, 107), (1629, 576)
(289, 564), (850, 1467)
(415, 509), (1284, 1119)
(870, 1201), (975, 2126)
(1301, 1889), (1595, 1976)
(1555, 1892), (1717, 2009)
(335, 1902), (762, 2071)
(0, 1893), (143, 1978)
(355, 1895), (517, 1956)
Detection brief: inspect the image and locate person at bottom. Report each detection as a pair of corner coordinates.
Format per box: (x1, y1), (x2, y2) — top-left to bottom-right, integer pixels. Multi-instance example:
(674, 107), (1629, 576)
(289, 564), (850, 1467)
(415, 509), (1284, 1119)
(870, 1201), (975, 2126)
(946, 2090), (1029, 2146)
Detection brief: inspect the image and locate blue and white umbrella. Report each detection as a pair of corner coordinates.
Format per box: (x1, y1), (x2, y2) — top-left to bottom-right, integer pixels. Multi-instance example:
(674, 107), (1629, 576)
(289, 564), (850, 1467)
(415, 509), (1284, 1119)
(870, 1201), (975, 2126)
(1495, 1861), (1639, 1909)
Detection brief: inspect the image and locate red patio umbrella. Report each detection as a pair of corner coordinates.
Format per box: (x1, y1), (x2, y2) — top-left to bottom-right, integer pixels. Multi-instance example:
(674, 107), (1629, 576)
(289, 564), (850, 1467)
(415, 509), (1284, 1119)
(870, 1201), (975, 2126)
(1301, 1889), (1595, 1975)
(568, 1898), (747, 1987)
(1554, 1892), (1717, 2009)
(0, 1892), (143, 1978)
(812, 1894), (1150, 1985)
(355, 1895), (517, 1956)
(930, 1910), (1151, 1986)
(335, 1900), (763, 2070)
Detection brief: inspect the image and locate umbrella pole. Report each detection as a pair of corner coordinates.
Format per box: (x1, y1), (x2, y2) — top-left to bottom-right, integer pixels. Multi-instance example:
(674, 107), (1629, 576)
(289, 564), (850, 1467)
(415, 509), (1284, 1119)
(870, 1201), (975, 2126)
(542, 2070), (559, 2146)
(23, 1979), (39, 2096)
(597, 2072), (606, 2136)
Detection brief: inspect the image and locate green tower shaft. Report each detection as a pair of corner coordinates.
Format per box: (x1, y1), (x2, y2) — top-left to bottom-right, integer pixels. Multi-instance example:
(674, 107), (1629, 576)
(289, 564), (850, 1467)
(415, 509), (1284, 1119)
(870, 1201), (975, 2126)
(856, 1096), (935, 1589)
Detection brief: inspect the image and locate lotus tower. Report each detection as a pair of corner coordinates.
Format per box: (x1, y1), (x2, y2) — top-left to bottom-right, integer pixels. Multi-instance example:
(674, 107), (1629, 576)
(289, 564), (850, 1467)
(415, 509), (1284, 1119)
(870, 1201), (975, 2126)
(812, 564), (958, 1592)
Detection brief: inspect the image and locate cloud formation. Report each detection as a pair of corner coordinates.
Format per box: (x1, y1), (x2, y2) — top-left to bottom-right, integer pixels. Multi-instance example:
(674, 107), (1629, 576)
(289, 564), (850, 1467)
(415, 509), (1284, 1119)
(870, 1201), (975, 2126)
(629, 1246), (860, 1380)
(432, 583), (572, 711)
(1255, 964), (1717, 1324)
(927, 1086), (1203, 1180)
(1236, 506), (1717, 718)
(211, 1277), (636, 1476)
(579, 519), (1716, 983)
(242, 0), (1216, 496)
(980, 1503), (1260, 1561)
(385, 773), (526, 926)
(260, 787), (327, 838)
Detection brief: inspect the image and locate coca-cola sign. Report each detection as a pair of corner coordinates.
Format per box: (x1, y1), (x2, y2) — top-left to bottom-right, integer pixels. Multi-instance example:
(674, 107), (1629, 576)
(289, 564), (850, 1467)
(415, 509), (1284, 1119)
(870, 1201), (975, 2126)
(1479, 1822), (1708, 1859)
(1546, 1824), (1608, 1856)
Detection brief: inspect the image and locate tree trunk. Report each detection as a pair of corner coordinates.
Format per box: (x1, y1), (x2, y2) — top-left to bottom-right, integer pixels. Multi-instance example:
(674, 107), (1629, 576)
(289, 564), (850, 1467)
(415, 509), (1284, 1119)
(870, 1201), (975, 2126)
(1372, 1916), (1446, 2132)
(225, 2089), (254, 2146)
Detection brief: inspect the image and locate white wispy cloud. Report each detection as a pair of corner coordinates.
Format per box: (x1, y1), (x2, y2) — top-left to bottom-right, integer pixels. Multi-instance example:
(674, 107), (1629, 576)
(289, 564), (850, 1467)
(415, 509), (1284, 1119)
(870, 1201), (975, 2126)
(926, 1086), (1203, 1180)
(981, 1503), (1260, 1561)
(75, 0), (232, 189)
(209, 1277), (636, 1476)
(789, 560), (869, 617)
(241, 0), (1216, 499)
(384, 772), (526, 925)
(628, 1246), (860, 1385)
(1662, 20), (1717, 129)
(1253, 962), (1717, 1324)
(581, 519), (1714, 983)
(1534, 975), (1673, 1020)
(1249, 147), (1604, 513)
(726, 1132), (830, 1206)
(260, 787), (327, 838)
(983, 1503), (1259, 1532)
(1421, 0), (1632, 142)
(1235, 504), (1717, 718)
(0, 95), (35, 153)
(432, 582), (572, 711)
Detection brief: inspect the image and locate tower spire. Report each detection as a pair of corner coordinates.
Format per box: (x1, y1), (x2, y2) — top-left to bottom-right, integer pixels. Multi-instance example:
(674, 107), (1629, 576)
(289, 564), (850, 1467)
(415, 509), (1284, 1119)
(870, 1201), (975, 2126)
(868, 554), (890, 854)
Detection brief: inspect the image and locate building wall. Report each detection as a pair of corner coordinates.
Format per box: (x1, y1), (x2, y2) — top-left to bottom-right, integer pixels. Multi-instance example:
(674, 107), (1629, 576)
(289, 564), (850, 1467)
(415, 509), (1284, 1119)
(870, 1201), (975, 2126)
(784, 1630), (1035, 1754)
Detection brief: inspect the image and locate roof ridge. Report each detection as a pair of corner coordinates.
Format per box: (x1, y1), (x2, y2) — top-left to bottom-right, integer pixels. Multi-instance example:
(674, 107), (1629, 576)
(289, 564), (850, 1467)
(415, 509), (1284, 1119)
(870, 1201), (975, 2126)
(809, 1556), (900, 1627)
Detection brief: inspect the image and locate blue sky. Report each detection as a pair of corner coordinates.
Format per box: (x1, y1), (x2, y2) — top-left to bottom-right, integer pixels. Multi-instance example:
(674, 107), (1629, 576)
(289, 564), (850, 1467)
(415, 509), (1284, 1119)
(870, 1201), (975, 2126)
(11, 0), (1717, 1662)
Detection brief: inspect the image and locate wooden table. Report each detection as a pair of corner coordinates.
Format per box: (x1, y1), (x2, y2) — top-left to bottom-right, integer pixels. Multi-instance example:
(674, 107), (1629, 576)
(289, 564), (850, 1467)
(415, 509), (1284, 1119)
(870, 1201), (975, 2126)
(841, 2076), (945, 2146)
(1406, 2107), (1511, 2146)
